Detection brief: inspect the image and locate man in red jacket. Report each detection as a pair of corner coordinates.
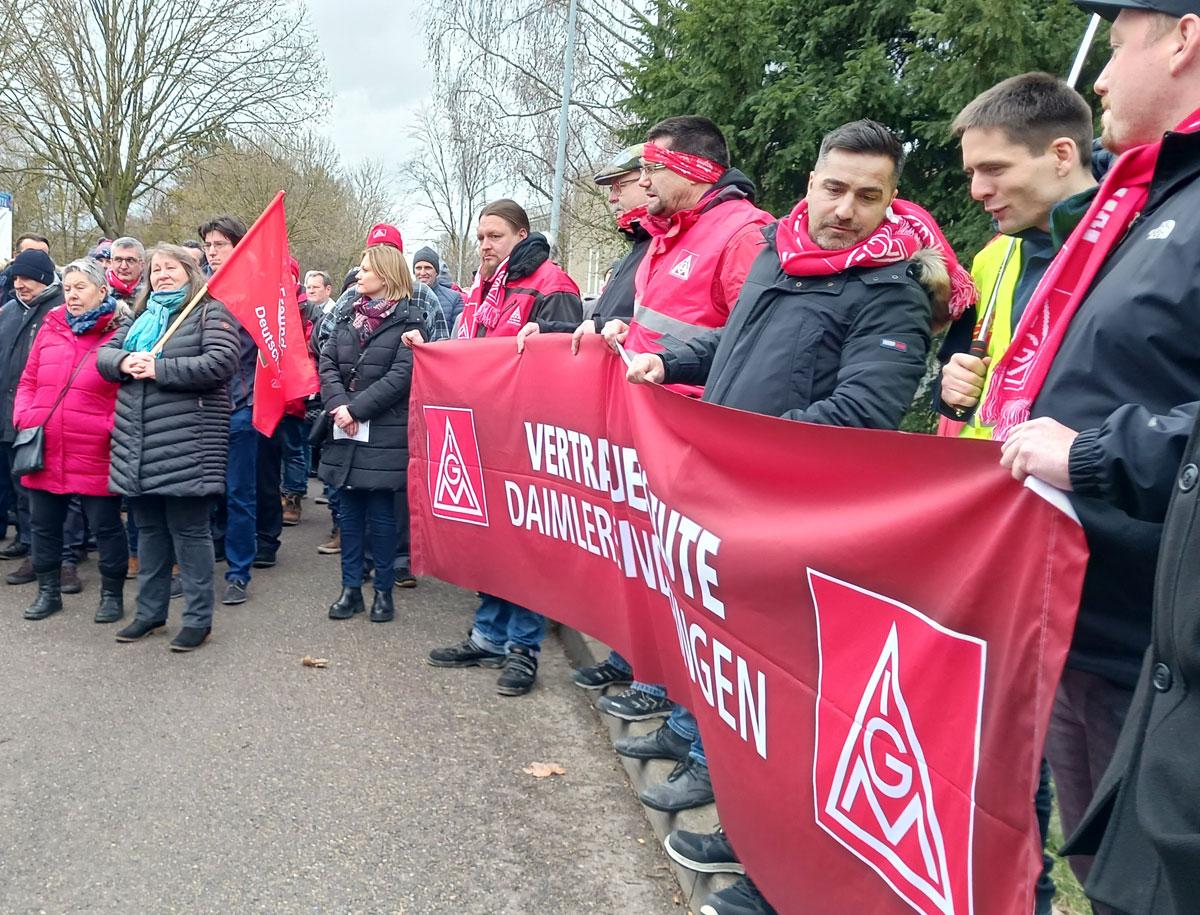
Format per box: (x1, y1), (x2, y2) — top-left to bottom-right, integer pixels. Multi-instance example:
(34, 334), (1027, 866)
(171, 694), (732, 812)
(599, 116), (774, 811)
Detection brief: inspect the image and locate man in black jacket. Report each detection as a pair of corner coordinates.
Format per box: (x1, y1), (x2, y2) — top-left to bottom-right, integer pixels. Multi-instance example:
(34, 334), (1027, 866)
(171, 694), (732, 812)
(997, 3), (1200, 913)
(624, 120), (954, 915)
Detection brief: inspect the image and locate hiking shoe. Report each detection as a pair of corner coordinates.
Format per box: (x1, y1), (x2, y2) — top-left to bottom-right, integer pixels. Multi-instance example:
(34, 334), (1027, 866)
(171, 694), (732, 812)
(639, 757), (715, 812)
(221, 580), (248, 605)
(699, 878), (777, 915)
(597, 687), (672, 721)
(5, 557), (35, 585)
(317, 530), (341, 554)
(60, 563), (83, 594)
(281, 493), (302, 526)
(170, 626), (211, 652)
(395, 564), (417, 588)
(0, 539), (29, 559)
(115, 618), (165, 642)
(496, 646), (538, 696)
(427, 638), (505, 668)
(614, 722), (692, 762)
(571, 659), (633, 690)
(665, 828), (744, 875)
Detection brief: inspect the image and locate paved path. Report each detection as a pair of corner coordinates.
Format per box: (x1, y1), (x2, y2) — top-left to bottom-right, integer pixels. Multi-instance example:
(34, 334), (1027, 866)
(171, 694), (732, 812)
(0, 492), (680, 914)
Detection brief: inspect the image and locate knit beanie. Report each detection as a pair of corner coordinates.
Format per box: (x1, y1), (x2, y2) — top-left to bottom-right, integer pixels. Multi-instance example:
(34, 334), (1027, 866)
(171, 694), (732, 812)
(412, 246), (440, 273)
(9, 249), (55, 286)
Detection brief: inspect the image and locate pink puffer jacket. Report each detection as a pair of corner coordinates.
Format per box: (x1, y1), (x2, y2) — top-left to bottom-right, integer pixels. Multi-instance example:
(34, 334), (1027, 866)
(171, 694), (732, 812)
(13, 305), (123, 496)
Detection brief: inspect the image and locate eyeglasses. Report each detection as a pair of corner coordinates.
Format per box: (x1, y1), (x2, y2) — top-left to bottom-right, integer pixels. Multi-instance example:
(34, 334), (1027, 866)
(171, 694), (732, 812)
(611, 175), (641, 190)
(112, 256), (141, 266)
(638, 162), (667, 176)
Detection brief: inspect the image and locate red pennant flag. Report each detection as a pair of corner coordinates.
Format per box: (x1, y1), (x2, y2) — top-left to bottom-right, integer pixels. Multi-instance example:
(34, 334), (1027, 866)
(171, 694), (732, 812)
(207, 191), (318, 435)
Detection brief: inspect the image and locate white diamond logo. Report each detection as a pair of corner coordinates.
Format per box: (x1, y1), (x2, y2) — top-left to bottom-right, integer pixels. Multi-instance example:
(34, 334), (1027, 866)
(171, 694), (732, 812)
(433, 418), (484, 522)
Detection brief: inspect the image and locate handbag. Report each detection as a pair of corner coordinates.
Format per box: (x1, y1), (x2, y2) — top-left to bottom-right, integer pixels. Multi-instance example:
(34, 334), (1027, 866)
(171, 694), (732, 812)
(11, 349), (96, 477)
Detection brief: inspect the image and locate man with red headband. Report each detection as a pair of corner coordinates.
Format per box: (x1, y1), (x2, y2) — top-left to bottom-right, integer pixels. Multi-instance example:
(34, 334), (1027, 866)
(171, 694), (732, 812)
(986, 3), (1200, 913)
(625, 119), (969, 915)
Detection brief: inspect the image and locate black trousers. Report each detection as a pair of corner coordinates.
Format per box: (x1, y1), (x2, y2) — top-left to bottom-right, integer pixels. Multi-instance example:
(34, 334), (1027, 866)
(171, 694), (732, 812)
(131, 495), (214, 629)
(29, 490), (125, 580)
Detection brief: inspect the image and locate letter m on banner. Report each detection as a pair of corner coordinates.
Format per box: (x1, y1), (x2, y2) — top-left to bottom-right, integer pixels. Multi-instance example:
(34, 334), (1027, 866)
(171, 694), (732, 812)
(809, 569), (986, 915)
(424, 406), (489, 526)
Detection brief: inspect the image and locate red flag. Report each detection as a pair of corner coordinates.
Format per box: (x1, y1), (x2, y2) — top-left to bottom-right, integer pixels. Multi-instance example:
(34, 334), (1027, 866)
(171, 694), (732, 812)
(207, 191), (318, 435)
(408, 335), (1089, 915)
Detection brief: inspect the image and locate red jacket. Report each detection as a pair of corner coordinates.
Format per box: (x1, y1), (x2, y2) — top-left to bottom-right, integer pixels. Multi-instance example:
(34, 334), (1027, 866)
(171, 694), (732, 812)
(457, 234), (582, 338)
(626, 171), (773, 396)
(14, 306), (122, 496)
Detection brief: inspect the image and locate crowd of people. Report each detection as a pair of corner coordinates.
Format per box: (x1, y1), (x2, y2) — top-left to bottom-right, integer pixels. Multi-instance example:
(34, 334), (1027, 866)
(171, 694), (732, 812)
(3, 1), (1198, 912)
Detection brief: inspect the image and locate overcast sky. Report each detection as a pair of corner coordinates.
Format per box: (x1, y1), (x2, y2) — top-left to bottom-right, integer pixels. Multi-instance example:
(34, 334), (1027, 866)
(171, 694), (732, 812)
(306, 0), (441, 247)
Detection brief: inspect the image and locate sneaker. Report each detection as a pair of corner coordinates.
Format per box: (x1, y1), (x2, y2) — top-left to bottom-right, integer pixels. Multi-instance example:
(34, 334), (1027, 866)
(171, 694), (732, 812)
(0, 539), (30, 560)
(281, 493), (302, 526)
(614, 722), (691, 762)
(60, 563), (83, 594)
(639, 757), (715, 812)
(496, 646), (538, 696)
(699, 878), (777, 915)
(115, 618), (165, 642)
(222, 580), (248, 605)
(395, 564), (417, 588)
(170, 626), (211, 652)
(252, 550), (277, 569)
(597, 687), (673, 721)
(570, 659), (633, 690)
(317, 530), (341, 554)
(170, 574), (183, 599)
(314, 493), (329, 505)
(5, 557), (35, 585)
(665, 828), (745, 875)
(427, 637), (505, 668)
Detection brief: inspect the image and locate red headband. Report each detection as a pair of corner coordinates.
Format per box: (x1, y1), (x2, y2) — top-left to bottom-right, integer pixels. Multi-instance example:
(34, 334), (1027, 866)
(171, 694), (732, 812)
(643, 142), (726, 185)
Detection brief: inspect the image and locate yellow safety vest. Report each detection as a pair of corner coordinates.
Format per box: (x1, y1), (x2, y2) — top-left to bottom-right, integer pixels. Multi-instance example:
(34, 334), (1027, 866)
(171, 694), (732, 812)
(958, 235), (1022, 441)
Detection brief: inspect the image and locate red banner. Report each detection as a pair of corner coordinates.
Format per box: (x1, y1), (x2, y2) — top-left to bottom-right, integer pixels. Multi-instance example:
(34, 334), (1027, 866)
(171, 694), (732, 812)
(409, 335), (1088, 915)
(207, 191), (317, 435)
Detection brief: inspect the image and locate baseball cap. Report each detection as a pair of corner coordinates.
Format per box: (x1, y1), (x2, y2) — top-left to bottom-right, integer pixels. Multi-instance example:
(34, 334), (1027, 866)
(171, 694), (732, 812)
(594, 144), (645, 185)
(1075, 0), (1200, 19)
(366, 223), (403, 252)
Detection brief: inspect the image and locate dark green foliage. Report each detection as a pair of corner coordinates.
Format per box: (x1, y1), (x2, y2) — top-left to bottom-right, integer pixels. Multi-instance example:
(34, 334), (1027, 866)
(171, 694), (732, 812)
(624, 0), (1109, 254)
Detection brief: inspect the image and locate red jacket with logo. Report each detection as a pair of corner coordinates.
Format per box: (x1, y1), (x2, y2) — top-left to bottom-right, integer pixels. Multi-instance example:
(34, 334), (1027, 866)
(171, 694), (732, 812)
(457, 233), (582, 339)
(625, 169), (773, 396)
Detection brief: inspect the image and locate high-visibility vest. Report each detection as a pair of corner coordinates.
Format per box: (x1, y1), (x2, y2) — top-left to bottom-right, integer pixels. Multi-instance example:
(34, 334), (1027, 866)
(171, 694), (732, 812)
(958, 235), (1022, 441)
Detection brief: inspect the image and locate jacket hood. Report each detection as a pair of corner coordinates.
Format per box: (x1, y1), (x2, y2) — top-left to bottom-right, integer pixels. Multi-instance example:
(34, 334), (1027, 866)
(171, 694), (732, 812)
(507, 232), (551, 281)
(713, 167), (759, 203)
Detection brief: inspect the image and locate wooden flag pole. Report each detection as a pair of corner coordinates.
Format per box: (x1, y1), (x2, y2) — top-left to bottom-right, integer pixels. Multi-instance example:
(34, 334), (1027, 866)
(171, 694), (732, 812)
(148, 283), (210, 357)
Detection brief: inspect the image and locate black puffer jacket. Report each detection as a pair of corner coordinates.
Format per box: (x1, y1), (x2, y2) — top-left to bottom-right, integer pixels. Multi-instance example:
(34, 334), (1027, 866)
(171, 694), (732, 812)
(97, 298), (241, 498)
(317, 298), (427, 491)
(0, 284), (64, 443)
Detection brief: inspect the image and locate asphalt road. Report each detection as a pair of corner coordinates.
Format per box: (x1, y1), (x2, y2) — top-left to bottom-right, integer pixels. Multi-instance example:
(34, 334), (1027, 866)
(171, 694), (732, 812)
(0, 489), (680, 914)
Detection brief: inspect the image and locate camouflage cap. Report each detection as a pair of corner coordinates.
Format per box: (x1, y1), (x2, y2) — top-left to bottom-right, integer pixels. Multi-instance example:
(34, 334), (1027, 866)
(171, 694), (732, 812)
(594, 144), (645, 185)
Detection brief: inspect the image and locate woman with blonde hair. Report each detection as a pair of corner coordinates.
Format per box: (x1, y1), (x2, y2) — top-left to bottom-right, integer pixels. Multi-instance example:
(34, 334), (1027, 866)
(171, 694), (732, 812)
(317, 226), (435, 624)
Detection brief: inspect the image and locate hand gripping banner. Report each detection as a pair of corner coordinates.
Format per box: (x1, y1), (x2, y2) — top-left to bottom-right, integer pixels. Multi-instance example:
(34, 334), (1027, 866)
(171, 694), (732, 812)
(409, 335), (1088, 915)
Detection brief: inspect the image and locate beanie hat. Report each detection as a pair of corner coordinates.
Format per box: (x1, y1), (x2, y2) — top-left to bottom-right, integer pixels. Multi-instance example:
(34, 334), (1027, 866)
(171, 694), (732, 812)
(10, 249), (55, 286)
(366, 223), (403, 252)
(412, 246), (440, 272)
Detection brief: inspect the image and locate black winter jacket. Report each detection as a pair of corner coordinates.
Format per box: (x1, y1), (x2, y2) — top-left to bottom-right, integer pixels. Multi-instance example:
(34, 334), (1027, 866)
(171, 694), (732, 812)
(0, 284), (65, 444)
(317, 299), (427, 491)
(97, 299), (241, 498)
(659, 224), (932, 428)
(537, 221), (651, 334)
(1035, 127), (1200, 688)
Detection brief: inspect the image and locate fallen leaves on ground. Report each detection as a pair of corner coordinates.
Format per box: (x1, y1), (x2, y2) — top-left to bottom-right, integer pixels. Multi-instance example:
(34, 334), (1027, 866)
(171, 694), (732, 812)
(301, 656), (329, 668)
(522, 762), (566, 778)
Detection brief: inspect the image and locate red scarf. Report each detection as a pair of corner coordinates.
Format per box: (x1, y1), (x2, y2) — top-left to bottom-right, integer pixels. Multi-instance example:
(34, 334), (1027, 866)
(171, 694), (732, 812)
(351, 295), (396, 346)
(106, 268), (139, 299)
(643, 142), (725, 184)
(457, 257), (512, 339)
(980, 106), (1200, 440)
(616, 204), (648, 233)
(774, 198), (975, 319)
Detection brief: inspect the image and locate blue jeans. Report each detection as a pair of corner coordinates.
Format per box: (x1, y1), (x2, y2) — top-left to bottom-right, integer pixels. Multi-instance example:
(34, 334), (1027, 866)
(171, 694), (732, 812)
(338, 488), (397, 589)
(280, 414), (309, 495)
(225, 407), (258, 584)
(604, 652), (667, 697)
(666, 707), (707, 767)
(326, 484), (341, 528)
(471, 593), (545, 653)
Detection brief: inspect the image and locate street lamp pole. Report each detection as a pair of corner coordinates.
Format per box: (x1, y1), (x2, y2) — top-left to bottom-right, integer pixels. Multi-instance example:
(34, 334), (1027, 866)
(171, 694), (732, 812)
(548, 0), (580, 250)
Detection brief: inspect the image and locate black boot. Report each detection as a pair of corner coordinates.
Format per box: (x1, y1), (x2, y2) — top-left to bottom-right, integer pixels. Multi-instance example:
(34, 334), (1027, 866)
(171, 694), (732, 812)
(94, 575), (125, 624)
(369, 588), (394, 623)
(328, 586), (364, 620)
(24, 570), (63, 621)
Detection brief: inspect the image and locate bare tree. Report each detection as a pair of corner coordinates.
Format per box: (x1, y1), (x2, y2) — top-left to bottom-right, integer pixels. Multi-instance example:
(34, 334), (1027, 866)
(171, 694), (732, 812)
(400, 97), (501, 287)
(0, 0), (328, 235)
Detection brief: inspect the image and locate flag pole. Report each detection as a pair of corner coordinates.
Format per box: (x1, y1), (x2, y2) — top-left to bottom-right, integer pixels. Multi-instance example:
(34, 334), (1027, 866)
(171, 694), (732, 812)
(1067, 14), (1101, 89)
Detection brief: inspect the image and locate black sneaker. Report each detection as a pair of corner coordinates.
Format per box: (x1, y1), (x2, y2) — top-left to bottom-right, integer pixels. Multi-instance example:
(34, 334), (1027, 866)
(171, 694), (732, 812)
(571, 659), (633, 690)
(0, 539), (29, 559)
(221, 580), (248, 605)
(170, 626), (211, 652)
(614, 722), (691, 762)
(252, 551), (277, 569)
(427, 638), (505, 668)
(597, 687), (672, 721)
(395, 564), (417, 588)
(699, 878), (777, 915)
(639, 757), (715, 812)
(170, 574), (183, 599)
(665, 828), (745, 875)
(496, 646), (538, 696)
(115, 618), (166, 642)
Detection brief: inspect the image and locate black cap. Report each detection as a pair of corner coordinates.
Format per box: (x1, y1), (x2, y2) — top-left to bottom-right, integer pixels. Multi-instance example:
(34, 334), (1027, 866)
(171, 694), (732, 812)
(1076, 0), (1200, 20)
